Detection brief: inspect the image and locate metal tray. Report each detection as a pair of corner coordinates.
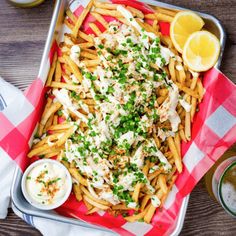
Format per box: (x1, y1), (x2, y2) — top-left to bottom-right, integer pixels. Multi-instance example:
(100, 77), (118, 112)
(11, 0), (226, 235)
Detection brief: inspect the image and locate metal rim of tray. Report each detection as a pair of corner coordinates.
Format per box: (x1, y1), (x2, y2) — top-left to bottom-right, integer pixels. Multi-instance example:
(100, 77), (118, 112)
(11, 0), (226, 235)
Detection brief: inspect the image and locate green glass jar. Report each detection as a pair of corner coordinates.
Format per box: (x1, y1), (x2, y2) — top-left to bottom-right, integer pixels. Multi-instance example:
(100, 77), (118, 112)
(8, 0), (45, 8)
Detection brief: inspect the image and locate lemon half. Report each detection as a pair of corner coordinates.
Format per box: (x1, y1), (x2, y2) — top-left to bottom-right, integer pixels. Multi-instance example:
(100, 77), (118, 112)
(183, 31), (220, 72)
(170, 11), (205, 53)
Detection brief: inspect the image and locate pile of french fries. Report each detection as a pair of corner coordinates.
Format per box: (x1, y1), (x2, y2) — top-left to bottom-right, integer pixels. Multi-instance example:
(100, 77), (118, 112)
(27, 0), (204, 223)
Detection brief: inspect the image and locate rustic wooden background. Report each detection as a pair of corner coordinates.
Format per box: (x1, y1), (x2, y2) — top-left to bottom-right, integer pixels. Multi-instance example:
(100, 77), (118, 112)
(0, 0), (236, 235)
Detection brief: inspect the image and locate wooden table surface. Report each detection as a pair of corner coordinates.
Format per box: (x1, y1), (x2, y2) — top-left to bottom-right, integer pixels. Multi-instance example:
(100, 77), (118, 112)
(0, 0), (236, 235)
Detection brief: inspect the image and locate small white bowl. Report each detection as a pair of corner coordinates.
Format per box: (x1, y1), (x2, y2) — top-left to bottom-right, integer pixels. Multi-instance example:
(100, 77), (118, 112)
(21, 159), (72, 210)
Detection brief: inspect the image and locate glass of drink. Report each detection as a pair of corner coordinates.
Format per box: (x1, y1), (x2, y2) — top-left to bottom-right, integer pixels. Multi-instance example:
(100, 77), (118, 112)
(212, 156), (236, 218)
(8, 0), (45, 8)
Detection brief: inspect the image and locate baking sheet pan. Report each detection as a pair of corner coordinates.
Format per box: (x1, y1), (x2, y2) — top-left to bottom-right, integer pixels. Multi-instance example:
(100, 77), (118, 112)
(11, 0), (226, 235)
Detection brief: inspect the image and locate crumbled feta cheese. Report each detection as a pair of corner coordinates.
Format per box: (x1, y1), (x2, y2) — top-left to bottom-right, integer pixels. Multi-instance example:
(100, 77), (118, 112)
(127, 201), (137, 209)
(151, 195), (161, 207)
(70, 45), (81, 65)
(179, 98), (191, 112)
(117, 131), (135, 147)
(130, 145), (144, 168)
(99, 190), (120, 205)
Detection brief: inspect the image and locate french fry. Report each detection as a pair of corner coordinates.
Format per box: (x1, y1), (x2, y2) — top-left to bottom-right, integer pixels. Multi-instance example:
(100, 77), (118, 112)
(191, 97), (197, 122)
(91, 12), (109, 29)
(155, 13), (173, 22)
(65, 56), (83, 82)
(157, 95), (167, 105)
(127, 6), (144, 19)
(62, 74), (73, 84)
(50, 81), (80, 91)
(179, 128), (187, 142)
(43, 114), (54, 133)
(64, 34), (74, 45)
(144, 13), (157, 20)
(153, 133), (161, 149)
(144, 204), (156, 223)
(55, 61), (62, 82)
(144, 190), (163, 223)
(89, 22), (102, 36)
(66, 9), (77, 25)
(86, 207), (99, 215)
(87, 67), (97, 73)
(152, 19), (159, 32)
(78, 42), (94, 49)
(176, 82), (199, 98)
(159, 88), (168, 97)
(148, 169), (162, 181)
(40, 102), (62, 127)
(117, 17), (130, 26)
(167, 136), (182, 173)
(32, 134), (58, 149)
(72, 0), (94, 38)
(155, 7), (177, 17)
(132, 160), (151, 201)
(161, 35), (173, 48)
(28, 144), (52, 158)
(197, 79), (204, 102)
(55, 126), (75, 147)
(48, 123), (72, 131)
(132, 183), (142, 203)
(69, 167), (88, 186)
(174, 132), (181, 156)
(63, 64), (73, 75)
(158, 174), (168, 194)
(80, 51), (98, 60)
(94, 1), (118, 10)
(190, 76), (198, 90)
(81, 59), (100, 67)
(78, 30), (94, 43)
(177, 65), (186, 84)
(44, 151), (60, 158)
(125, 205), (150, 222)
(58, 56), (67, 64)
(82, 99), (96, 105)
(112, 204), (130, 210)
(83, 196), (93, 210)
(73, 183), (83, 201)
(64, 18), (74, 30)
(81, 186), (110, 206)
(136, 19), (159, 36)
(37, 145), (64, 156)
(185, 97), (191, 141)
(150, 63), (160, 71)
(141, 194), (151, 211)
(143, 160), (150, 176)
(46, 52), (57, 86)
(94, 8), (123, 18)
(83, 195), (109, 210)
(82, 48), (97, 55)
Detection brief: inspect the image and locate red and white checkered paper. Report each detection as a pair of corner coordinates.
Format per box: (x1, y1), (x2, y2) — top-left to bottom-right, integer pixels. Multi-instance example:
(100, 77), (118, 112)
(1, 0), (236, 235)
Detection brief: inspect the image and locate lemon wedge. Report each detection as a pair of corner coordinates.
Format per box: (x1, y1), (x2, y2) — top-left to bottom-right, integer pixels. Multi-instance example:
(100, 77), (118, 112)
(183, 31), (220, 72)
(170, 11), (205, 53)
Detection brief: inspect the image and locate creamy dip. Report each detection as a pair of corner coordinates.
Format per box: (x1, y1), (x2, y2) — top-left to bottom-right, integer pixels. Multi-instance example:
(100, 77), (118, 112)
(25, 162), (70, 206)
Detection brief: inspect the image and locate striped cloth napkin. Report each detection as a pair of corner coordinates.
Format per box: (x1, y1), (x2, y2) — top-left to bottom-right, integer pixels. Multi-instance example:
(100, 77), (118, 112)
(0, 77), (113, 236)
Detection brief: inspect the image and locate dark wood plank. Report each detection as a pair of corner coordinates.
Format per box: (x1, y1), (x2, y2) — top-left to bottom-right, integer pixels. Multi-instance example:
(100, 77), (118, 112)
(0, 0), (54, 90)
(0, 0), (236, 235)
(0, 209), (41, 236)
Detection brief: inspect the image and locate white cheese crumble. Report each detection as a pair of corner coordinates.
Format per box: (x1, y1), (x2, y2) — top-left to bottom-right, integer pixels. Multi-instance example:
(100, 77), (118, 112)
(151, 195), (161, 207)
(70, 45), (81, 66)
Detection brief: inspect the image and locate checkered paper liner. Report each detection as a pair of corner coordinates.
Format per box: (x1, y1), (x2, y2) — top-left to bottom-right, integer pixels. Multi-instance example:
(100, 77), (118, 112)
(1, 0), (236, 235)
